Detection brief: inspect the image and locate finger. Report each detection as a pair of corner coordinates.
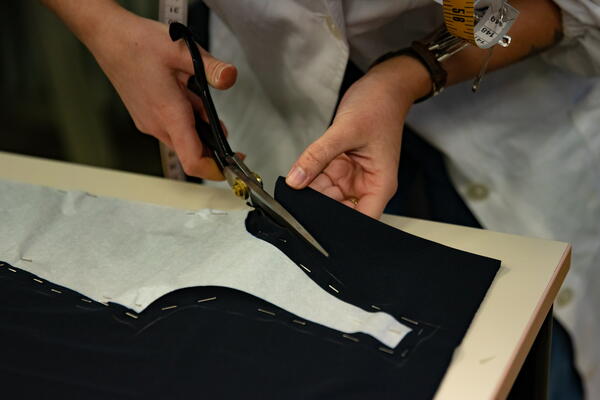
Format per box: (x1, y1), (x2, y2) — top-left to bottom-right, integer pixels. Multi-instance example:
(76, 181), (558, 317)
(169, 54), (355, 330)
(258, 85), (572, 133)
(178, 74), (230, 138)
(174, 74), (238, 178)
(286, 125), (354, 189)
(134, 114), (175, 149)
(170, 125), (224, 180)
(308, 173), (333, 192)
(163, 100), (225, 180)
(174, 41), (237, 89)
(320, 186), (345, 202)
(354, 193), (389, 219)
(198, 157), (225, 180)
(177, 73), (209, 122)
(153, 130), (174, 149)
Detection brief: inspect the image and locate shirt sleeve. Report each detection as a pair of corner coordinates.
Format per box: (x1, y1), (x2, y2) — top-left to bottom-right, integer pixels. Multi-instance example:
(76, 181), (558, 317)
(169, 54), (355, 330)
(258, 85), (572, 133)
(540, 0), (600, 76)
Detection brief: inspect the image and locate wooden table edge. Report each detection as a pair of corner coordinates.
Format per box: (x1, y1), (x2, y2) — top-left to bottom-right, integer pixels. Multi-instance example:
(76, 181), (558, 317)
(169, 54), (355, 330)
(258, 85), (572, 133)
(494, 244), (572, 399)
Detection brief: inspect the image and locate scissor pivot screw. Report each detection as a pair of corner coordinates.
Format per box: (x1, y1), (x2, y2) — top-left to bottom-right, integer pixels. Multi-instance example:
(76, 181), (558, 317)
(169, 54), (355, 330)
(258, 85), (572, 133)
(232, 178), (250, 199)
(252, 172), (263, 186)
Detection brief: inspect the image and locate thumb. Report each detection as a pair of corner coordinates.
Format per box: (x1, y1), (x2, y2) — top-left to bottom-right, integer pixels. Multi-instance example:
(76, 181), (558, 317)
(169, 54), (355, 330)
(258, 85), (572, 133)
(286, 128), (348, 189)
(200, 48), (237, 89)
(175, 42), (237, 89)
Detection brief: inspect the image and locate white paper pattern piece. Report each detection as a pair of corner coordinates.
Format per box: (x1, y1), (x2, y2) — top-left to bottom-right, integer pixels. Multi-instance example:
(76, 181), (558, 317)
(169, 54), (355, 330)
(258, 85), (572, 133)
(0, 179), (410, 348)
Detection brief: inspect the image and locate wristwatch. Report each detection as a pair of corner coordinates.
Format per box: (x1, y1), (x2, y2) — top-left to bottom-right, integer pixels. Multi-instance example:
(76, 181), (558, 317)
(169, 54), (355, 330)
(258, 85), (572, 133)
(371, 26), (468, 102)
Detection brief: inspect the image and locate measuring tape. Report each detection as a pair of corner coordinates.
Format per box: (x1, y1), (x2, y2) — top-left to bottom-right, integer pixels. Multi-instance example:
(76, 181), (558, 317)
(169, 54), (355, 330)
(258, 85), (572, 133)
(158, 0), (189, 180)
(441, 0), (518, 48)
(159, 0), (188, 26)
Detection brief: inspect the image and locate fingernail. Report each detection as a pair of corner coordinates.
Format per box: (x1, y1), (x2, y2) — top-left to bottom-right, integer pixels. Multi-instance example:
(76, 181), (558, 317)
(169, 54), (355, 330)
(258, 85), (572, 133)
(286, 166), (306, 187)
(217, 64), (231, 82)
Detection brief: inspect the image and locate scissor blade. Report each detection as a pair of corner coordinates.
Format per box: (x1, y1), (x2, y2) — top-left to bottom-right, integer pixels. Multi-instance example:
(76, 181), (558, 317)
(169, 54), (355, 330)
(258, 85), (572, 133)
(222, 161), (329, 258)
(247, 181), (329, 258)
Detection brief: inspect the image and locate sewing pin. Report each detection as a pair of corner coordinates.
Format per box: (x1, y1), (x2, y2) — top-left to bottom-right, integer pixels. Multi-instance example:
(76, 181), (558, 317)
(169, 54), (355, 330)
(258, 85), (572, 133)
(328, 284), (339, 294)
(299, 264), (311, 273)
(342, 334), (359, 343)
(400, 316), (419, 325)
(257, 308), (276, 316)
(197, 296), (217, 303)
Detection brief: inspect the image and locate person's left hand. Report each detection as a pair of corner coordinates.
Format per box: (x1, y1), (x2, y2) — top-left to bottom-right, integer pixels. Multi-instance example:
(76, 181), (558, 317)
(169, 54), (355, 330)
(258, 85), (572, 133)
(285, 56), (431, 219)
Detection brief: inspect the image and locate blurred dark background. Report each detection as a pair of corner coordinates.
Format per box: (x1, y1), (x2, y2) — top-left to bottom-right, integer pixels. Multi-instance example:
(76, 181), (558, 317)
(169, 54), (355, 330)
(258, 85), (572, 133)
(0, 0), (163, 176)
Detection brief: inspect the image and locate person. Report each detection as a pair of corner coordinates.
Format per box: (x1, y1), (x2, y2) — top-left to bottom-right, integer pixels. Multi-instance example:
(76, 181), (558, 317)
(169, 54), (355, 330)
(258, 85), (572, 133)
(41, 0), (600, 398)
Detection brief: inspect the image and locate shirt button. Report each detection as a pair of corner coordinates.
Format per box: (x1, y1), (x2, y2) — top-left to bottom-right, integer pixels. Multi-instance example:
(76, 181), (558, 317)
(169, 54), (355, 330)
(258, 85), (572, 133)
(466, 183), (489, 201)
(324, 16), (343, 40)
(557, 287), (574, 308)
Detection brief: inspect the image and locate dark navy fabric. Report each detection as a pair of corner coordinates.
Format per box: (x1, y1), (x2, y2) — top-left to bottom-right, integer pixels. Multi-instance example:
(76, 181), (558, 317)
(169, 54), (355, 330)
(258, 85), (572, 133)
(384, 125), (583, 400)
(0, 180), (499, 399)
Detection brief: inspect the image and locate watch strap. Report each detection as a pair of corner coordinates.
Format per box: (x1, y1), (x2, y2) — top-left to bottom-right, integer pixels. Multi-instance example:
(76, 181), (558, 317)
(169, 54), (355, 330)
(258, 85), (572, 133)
(371, 42), (448, 103)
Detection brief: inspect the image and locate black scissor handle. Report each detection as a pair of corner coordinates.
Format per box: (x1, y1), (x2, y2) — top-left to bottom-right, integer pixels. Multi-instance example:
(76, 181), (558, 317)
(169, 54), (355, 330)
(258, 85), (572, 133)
(169, 22), (234, 170)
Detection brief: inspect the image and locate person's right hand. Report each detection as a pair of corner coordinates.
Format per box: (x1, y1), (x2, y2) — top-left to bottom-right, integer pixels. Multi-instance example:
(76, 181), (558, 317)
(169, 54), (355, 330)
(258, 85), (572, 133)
(78, 4), (238, 179)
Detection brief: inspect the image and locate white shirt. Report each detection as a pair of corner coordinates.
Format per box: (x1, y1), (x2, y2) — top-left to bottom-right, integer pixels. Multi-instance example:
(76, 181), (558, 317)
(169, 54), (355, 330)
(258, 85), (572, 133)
(204, 0), (600, 395)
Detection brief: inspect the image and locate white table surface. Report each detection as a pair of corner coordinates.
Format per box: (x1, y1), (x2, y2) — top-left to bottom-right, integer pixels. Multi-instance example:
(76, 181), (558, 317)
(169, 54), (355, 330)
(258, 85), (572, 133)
(0, 151), (570, 399)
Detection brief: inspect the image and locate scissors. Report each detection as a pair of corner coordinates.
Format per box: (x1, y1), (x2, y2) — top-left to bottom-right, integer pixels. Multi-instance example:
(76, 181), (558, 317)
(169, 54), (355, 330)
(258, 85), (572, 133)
(169, 22), (329, 258)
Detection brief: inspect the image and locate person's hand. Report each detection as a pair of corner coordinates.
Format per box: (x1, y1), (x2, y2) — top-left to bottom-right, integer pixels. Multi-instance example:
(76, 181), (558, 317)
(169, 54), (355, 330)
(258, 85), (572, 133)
(77, 4), (238, 179)
(285, 56), (431, 219)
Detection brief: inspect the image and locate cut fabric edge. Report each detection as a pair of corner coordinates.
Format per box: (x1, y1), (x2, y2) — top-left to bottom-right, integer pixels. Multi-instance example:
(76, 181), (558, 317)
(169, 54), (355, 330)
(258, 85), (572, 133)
(0, 260), (409, 349)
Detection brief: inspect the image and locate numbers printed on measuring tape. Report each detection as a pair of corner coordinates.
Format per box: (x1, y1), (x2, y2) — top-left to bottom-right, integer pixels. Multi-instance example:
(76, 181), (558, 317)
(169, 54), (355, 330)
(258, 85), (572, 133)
(442, 0), (519, 49)
(159, 0), (189, 25)
(489, 15), (504, 26)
